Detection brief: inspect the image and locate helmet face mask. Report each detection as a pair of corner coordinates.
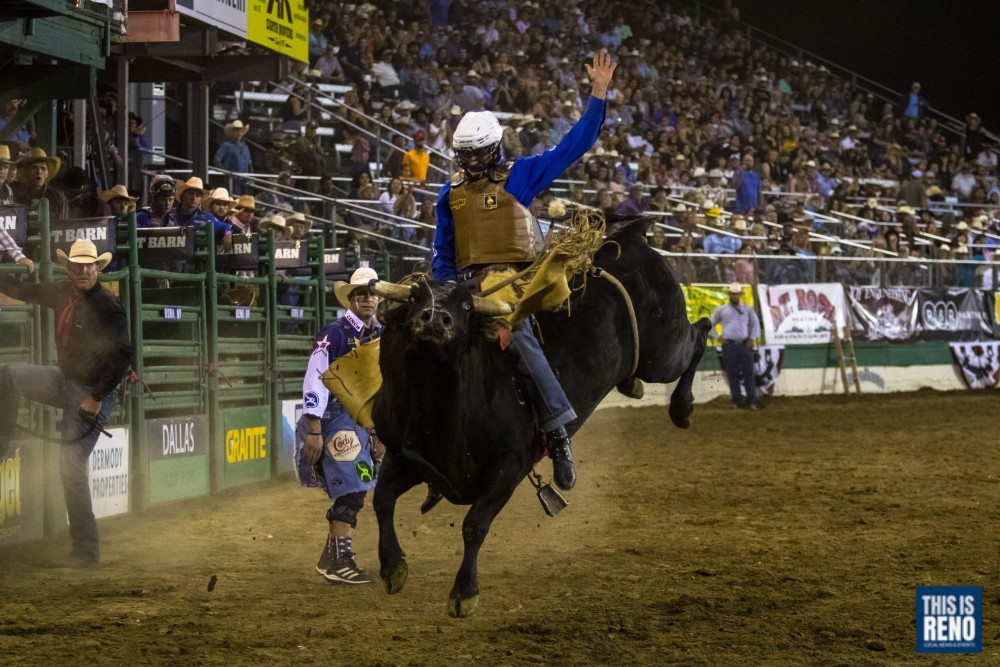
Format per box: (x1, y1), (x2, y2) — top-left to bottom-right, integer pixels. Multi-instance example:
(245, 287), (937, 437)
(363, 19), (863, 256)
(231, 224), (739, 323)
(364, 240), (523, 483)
(453, 111), (504, 178)
(456, 143), (502, 177)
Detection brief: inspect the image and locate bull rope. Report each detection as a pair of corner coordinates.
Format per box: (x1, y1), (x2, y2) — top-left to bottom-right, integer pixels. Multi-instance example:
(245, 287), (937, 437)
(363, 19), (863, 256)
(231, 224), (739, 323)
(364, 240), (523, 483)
(589, 267), (640, 377)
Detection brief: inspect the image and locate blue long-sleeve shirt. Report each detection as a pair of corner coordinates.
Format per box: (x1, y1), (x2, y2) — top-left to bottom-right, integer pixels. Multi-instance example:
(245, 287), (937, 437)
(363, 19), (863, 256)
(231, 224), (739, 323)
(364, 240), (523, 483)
(168, 205), (232, 238)
(432, 96), (607, 281)
(703, 233), (742, 255)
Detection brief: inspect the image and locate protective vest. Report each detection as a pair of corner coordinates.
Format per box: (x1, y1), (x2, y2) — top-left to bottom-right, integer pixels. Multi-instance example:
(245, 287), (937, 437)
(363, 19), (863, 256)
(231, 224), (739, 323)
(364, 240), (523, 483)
(449, 163), (543, 271)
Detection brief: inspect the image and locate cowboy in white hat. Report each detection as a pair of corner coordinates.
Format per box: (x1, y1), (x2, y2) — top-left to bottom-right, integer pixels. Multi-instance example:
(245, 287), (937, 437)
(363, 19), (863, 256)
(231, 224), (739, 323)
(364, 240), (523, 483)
(99, 184), (138, 217)
(12, 148), (67, 218)
(203, 187), (238, 222)
(172, 176), (234, 251)
(288, 211), (312, 240)
(213, 120), (252, 194)
(703, 208), (743, 255)
(227, 194), (257, 234)
(298, 266), (383, 584)
(709, 282), (761, 410)
(258, 214), (289, 240)
(0, 237), (133, 568)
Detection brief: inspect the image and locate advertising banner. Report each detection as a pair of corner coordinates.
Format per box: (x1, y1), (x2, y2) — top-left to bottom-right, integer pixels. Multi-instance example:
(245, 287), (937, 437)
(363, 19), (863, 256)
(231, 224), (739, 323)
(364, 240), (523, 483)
(147, 415), (210, 505)
(89, 428), (129, 519)
(846, 286), (919, 342)
(274, 239), (308, 270)
(50, 217), (117, 257)
(324, 248), (347, 279)
(216, 233), (259, 272)
(758, 283), (846, 345)
(175, 0), (248, 38)
(248, 0), (308, 62)
(0, 204), (28, 246)
(948, 341), (1000, 389)
(221, 406), (271, 488)
(916, 289), (993, 341)
(682, 283), (756, 347)
(0, 444), (44, 547)
(136, 227), (195, 263)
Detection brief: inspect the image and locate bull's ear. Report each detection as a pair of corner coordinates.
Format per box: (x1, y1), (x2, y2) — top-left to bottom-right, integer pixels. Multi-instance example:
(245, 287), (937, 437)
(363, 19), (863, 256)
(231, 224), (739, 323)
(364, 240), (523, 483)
(471, 296), (514, 316)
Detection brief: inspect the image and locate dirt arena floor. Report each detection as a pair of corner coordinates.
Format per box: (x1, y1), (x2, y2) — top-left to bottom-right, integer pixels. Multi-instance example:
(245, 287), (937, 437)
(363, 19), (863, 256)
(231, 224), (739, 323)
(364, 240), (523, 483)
(1, 389), (997, 665)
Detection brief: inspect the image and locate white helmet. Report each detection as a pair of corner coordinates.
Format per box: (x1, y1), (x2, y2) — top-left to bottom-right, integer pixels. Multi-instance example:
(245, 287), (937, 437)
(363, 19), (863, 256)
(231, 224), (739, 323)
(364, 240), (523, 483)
(453, 111), (504, 177)
(453, 111), (503, 149)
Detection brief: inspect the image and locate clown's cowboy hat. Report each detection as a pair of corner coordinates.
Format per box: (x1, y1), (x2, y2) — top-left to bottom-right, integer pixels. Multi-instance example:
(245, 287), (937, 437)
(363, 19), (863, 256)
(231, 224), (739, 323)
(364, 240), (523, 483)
(56, 238), (112, 270)
(333, 267), (379, 310)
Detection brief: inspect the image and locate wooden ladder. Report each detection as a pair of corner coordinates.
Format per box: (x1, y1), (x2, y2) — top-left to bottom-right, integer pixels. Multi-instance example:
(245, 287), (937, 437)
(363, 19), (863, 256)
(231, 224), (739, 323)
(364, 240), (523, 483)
(833, 325), (862, 395)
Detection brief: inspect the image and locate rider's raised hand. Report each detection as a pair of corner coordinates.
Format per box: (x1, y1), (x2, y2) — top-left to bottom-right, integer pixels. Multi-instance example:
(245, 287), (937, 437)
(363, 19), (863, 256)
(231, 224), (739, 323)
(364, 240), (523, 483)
(585, 52), (618, 100)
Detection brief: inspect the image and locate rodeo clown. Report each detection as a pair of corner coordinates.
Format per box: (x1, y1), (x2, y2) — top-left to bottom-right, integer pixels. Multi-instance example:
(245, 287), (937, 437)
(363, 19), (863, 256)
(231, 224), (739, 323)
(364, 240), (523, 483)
(431, 51), (617, 492)
(295, 267), (384, 585)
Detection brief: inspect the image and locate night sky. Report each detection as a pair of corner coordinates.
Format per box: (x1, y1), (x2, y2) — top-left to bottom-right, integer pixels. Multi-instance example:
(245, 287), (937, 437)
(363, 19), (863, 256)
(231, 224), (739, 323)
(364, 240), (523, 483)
(736, 0), (1000, 130)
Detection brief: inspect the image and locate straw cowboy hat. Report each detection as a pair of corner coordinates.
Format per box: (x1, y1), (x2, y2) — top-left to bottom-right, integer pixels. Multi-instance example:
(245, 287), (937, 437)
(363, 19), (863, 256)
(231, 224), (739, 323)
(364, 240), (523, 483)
(0, 145), (15, 164)
(334, 267), (379, 310)
(224, 119), (250, 135)
(203, 187), (237, 210)
(288, 211), (312, 233)
(258, 214), (288, 236)
(727, 282), (743, 294)
(732, 215), (748, 231)
(232, 194), (257, 212)
(99, 184), (137, 204)
(17, 148), (61, 182)
(56, 238), (112, 270)
(174, 176), (211, 196)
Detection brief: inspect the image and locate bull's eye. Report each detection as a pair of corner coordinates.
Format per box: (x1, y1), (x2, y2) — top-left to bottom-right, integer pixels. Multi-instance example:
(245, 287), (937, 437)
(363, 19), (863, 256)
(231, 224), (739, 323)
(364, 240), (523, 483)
(464, 302), (472, 312)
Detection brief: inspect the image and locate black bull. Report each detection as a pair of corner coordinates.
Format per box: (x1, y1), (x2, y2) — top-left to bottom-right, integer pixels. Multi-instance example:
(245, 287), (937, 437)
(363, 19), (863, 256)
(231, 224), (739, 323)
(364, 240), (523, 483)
(370, 218), (712, 617)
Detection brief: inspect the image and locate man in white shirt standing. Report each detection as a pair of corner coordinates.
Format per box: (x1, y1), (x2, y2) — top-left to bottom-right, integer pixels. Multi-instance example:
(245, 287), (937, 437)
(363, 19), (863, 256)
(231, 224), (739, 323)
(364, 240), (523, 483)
(710, 283), (761, 410)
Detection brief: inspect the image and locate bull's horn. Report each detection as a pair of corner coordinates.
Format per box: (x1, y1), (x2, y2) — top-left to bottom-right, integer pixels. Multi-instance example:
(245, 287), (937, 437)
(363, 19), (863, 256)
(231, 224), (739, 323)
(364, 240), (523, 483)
(371, 280), (417, 302)
(472, 296), (514, 316)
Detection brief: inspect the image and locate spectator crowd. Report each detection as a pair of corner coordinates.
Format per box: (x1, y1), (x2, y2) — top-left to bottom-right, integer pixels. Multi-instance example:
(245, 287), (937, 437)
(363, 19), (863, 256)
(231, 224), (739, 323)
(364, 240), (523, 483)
(2, 0), (999, 288)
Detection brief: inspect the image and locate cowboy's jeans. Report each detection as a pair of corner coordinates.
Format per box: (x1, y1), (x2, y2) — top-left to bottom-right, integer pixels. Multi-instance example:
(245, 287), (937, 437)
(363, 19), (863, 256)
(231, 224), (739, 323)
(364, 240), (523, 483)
(0, 363), (117, 559)
(721, 341), (758, 408)
(511, 321), (577, 432)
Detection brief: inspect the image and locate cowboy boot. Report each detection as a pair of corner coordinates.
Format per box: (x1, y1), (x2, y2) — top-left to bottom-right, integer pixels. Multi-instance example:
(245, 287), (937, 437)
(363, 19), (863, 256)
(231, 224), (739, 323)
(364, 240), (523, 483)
(545, 426), (576, 491)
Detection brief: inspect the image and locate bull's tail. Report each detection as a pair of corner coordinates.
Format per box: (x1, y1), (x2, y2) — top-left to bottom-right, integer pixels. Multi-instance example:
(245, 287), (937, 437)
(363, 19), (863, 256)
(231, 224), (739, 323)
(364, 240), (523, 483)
(667, 318), (712, 429)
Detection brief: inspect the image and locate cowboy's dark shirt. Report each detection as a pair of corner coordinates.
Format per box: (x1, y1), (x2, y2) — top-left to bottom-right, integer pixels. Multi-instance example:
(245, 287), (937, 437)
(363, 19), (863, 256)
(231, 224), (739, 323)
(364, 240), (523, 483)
(0, 276), (133, 400)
